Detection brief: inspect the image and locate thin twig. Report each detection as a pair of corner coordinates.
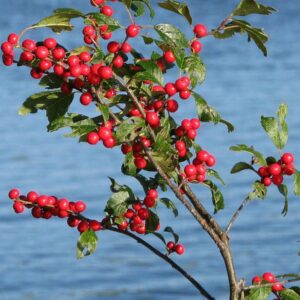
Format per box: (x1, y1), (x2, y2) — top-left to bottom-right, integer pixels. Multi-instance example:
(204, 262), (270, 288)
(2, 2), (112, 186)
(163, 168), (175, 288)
(107, 227), (215, 300)
(225, 195), (251, 235)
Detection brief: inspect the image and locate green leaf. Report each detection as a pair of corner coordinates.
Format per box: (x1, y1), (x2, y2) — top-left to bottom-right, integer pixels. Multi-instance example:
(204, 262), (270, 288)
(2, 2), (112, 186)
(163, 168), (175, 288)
(290, 287), (300, 296)
(214, 19), (269, 56)
(131, 1), (145, 17)
(19, 91), (74, 124)
(204, 180), (225, 213)
(244, 286), (272, 300)
(158, 0), (192, 25)
(159, 198), (178, 217)
(146, 210), (160, 233)
(279, 289), (300, 300)
(184, 54), (206, 88)
(69, 45), (94, 56)
(134, 60), (164, 85)
(207, 169), (226, 185)
(152, 232), (166, 245)
(193, 92), (234, 132)
(115, 117), (145, 143)
(33, 8), (84, 33)
(249, 181), (267, 200)
(106, 190), (134, 217)
(230, 144), (266, 165)
(278, 184), (289, 216)
(97, 104), (110, 124)
(233, 0), (276, 16)
(122, 0), (132, 8)
(91, 49), (104, 64)
(130, 0), (155, 18)
(86, 13), (121, 31)
(155, 24), (189, 49)
(261, 103), (288, 150)
(39, 73), (64, 90)
(231, 162), (256, 174)
(77, 229), (98, 259)
(294, 170), (300, 196)
(122, 152), (138, 176)
(48, 113), (98, 137)
(164, 226), (179, 244)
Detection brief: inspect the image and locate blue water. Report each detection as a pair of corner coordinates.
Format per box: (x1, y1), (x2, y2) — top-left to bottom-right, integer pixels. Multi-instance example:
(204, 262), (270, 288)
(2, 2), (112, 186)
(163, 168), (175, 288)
(1, 1), (300, 299)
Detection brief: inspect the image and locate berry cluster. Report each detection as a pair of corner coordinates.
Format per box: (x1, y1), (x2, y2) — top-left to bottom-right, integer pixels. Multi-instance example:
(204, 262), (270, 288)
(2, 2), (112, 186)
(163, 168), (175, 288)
(166, 241), (185, 255)
(164, 76), (192, 100)
(183, 150), (216, 183)
(119, 189), (160, 234)
(8, 188), (102, 233)
(258, 152), (295, 186)
(86, 119), (117, 148)
(175, 118), (201, 149)
(252, 272), (284, 293)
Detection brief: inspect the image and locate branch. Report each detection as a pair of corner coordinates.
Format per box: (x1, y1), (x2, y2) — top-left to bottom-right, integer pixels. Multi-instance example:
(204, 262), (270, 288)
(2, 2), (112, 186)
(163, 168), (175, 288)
(225, 194), (251, 235)
(107, 227), (215, 300)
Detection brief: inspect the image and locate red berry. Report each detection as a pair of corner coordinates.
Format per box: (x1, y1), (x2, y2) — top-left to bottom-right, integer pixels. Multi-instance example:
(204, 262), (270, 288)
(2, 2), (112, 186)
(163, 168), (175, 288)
(187, 129), (197, 139)
(134, 156), (147, 169)
(67, 216), (80, 227)
(143, 196), (156, 208)
(196, 164), (206, 175)
(30, 68), (43, 79)
(164, 83), (177, 96)
(138, 208), (150, 220)
(52, 47), (66, 60)
(146, 112), (160, 128)
(35, 46), (49, 59)
(193, 24), (208, 38)
(77, 220), (90, 233)
(175, 244), (185, 255)
(283, 164), (295, 176)
(58, 198), (69, 211)
(118, 220), (129, 231)
(281, 152), (294, 165)
(44, 38), (57, 49)
(258, 166), (269, 177)
(136, 223), (146, 234)
(75, 201), (86, 213)
(206, 155), (216, 167)
(175, 140), (186, 152)
(103, 137), (116, 148)
(147, 189), (158, 199)
(61, 82), (72, 95)
(27, 191), (38, 202)
(107, 41), (120, 53)
(184, 164), (197, 177)
(68, 55), (80, 66)
(268, 163), (282, 176)
(191, 118), (201, 129)
(20, 51), (34, 62)
(37, 195), (49, 207)
(83, 25), (95, 36)
(251, 276), (262, 284)
(262, 177), (272, 187)
(197, 150), (209, 162)
(166, 241), (175, 251)
(175, 78), (189, 91)
(70, 65), (82, 77)
(79, 51), (91, 62)
(1, 42), (13, 54)
(101, 5), (114, 16)
(98, 66), (113, 79)
(98, 127), (112, 140)
(32, 207), (43, 218)
(191, 40), (202, 53)
(272, 282), (284, 292)
(181, 119), (192, 131)
(272, 174), (284, 186)
(7, 33), (19, 45)
(2, 54), (14, 66)
(113, 55), (124, 68)
(262, 272), (276, 283)
(126, 24), (140, 38)
(179, 90), (191, 100)
(22, 39), (36, 51)
(90, 220), (102, 231)
(9, 188), (20, 200)
(90, 0), (105, 6)
(124, 208), (135, 219)
(166, 99), (178, 112)
(13, 201), (25, 214)
(80, 93), (93, 106)
(163, 50), (176, 63)
(132, 202), (142, 211)
(121, 42), (132, 53)
(38, 59), (52, 71)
